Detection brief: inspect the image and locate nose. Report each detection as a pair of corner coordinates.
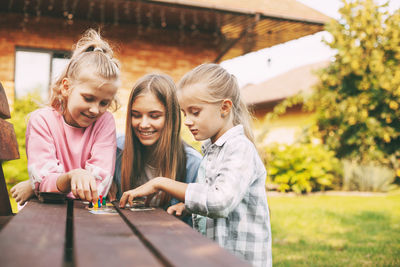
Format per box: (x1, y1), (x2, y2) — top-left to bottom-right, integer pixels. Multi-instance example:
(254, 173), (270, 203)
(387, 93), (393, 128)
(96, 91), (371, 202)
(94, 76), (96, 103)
(139, 116), (150, 128)
(89, 103), (99, 115)
(184, 116), (193, 126)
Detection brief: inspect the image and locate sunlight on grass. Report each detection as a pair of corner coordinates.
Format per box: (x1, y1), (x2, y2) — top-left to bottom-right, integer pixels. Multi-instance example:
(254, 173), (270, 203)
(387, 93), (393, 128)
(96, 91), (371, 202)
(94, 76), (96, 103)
(9, 197), (18, 214)
(269, 193), (400, 266)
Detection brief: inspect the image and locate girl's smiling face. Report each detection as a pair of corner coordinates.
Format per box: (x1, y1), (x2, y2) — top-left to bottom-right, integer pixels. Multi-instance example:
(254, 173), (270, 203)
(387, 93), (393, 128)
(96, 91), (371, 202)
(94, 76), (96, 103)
(131, 92), (166, 147)
(62, 79), (117, 128)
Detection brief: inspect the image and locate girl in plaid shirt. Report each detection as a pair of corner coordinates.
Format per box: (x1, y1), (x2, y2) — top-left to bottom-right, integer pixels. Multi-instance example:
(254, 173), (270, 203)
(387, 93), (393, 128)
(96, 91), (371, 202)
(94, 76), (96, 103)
(120, 63), (272, 266)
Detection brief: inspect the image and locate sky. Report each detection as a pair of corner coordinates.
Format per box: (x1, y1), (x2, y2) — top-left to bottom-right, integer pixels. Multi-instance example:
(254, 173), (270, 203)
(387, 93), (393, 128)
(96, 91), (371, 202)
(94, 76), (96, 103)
(221, 0), (400, 87)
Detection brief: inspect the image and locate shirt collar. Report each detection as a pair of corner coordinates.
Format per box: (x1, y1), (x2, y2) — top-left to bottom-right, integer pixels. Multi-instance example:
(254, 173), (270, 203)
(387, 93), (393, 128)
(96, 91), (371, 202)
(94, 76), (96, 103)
(201, 125), (244, 154)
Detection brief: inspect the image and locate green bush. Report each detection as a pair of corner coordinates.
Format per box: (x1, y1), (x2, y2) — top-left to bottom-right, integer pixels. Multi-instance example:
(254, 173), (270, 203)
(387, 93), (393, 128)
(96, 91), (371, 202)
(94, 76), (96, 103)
(3, 93), (40, 190)
(263, 143), (341, 193)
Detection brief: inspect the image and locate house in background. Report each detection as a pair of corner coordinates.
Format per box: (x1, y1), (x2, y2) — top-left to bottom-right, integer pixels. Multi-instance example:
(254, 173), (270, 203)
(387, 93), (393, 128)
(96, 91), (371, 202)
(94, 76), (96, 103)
(242, 60), (330, 144)
(0, 0), (329, 132)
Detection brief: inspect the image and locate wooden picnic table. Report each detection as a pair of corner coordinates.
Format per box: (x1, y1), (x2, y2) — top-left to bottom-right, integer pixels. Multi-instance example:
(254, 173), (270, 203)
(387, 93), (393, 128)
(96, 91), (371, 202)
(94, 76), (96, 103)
(0, 199), (249, 267)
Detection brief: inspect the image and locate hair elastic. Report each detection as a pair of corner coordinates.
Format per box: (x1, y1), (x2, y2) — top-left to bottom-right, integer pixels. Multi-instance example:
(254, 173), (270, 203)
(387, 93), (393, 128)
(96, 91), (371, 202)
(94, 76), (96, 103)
(93, 47), (103, 52)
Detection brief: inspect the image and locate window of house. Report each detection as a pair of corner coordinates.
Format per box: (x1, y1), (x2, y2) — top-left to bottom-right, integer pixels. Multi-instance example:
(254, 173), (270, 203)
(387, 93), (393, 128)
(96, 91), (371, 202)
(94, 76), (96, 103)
(14, 48), (70, 100)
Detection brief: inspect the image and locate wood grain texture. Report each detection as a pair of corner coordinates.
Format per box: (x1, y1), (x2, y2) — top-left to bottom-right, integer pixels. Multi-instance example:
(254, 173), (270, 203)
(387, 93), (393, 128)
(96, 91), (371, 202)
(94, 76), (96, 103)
(118, 207), (250, 267)
(0, 82), (10, 119)
(0, 166), (13, 216)
(0, 119), (19, 161)
(0, 200), (67, 267)
(73, 201), (163, 267)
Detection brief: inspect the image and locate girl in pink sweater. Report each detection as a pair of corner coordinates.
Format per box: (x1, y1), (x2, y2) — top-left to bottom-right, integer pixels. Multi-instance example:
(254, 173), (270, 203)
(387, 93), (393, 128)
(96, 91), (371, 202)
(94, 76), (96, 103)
(11, 29), (120, 205)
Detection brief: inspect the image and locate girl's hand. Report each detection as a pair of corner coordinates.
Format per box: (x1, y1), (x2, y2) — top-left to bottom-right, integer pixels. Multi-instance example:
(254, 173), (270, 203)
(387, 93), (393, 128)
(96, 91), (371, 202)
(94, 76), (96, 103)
(119, 178), (160, 208)
(68, 169), (98, 202)
(167, 202), (186, 217)
(10, 180), (34, 205)
(107, 181), (118, 202)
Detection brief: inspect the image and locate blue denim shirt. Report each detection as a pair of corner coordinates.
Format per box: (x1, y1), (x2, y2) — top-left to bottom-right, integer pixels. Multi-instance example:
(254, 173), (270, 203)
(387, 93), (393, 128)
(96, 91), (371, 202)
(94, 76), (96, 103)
(114, 135), (201, 226)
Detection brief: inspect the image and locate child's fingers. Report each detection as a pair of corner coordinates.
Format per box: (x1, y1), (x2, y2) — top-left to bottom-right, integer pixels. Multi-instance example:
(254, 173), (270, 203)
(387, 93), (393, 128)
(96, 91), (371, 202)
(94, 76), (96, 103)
(119, 193), (128, 208)
(166, 206), (175, 215)
(175, 208), (182, 216)
(82, 181), (92, 202)
(71, 180), (77, 198)
(76, 182), (85, 200)
(127, 193), (135, 207)
(89, 179), (98, 203)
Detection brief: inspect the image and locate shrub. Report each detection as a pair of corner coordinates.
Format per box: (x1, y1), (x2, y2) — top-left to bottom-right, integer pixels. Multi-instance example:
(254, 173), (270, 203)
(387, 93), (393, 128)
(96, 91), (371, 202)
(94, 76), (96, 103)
(342, 160), (397, 192)
(3, 93), (40, 190)
(263, 143), (341, 193)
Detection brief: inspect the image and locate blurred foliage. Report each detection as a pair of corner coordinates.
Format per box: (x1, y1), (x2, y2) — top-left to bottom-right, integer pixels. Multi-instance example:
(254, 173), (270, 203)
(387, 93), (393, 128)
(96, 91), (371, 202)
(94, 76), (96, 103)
(263, 143), (342, 193)
(305, 0), (400, 167)
(264, 0), (400, 187)
(4, 93), (40, 190)
(342, 160), (397, 192)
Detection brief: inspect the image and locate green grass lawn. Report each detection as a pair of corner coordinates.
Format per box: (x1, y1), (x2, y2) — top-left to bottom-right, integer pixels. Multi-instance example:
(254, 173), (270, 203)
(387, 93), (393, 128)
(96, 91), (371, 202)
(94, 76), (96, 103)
(268, 192), (400, 266)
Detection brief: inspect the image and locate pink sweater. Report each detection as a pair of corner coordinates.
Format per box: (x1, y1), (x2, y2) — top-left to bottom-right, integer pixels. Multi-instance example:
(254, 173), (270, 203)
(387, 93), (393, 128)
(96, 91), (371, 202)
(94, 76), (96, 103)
(26, 107), (116, 198)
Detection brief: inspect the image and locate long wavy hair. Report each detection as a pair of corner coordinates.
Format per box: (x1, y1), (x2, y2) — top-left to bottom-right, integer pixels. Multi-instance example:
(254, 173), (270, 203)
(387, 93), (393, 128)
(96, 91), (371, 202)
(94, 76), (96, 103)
(121, 73), (186, 206)
(49, 28), (120, 113)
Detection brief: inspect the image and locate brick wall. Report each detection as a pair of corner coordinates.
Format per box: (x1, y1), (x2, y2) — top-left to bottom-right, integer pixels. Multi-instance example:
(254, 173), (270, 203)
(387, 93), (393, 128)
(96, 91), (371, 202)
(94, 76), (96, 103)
(0, 13), (218, 133)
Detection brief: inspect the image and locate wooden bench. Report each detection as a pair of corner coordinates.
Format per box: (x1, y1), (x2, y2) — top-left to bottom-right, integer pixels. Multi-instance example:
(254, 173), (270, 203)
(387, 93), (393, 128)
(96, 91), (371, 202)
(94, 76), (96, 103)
(0, 200), (250, 267)
(0, 82), (19, 228)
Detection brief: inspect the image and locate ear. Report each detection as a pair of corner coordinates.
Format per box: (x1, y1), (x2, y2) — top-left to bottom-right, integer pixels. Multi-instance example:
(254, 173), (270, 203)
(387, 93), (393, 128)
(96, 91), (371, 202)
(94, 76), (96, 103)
(61, 78), (71, 97)
(220, 99), (233, 118)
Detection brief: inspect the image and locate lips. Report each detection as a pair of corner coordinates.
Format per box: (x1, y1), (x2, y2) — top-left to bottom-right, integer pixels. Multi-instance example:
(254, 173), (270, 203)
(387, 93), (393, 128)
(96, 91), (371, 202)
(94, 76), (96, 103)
(81, 113), (97, 119)
(190, 129), (198, 135)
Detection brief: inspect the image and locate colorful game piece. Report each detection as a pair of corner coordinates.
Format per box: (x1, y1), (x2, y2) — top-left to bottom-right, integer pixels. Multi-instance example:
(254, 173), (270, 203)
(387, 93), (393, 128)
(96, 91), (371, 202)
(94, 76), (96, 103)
(89, 202), (93, 208)
(102, 196), (106, 206)
(98, 198), (101, 208)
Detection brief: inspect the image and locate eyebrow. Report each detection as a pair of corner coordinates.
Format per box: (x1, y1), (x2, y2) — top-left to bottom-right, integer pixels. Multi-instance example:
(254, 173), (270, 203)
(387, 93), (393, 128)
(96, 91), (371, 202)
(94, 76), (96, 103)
(131, 109), (164, 113)
(188, 106), (201, 111)
(81, 93), (112, 101)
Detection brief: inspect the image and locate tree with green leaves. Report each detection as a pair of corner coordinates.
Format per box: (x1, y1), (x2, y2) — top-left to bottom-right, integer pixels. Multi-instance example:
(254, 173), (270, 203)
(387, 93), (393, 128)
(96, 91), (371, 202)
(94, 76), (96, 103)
(308, 0), (400, 167)
(3, 93), (40, 190)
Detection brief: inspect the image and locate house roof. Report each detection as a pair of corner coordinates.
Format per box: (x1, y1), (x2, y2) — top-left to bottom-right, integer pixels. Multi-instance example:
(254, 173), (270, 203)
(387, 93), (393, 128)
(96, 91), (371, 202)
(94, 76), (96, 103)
(2, 0), (331, 61)
(242, 60), (330, 105)
(157, 0), (331, 24)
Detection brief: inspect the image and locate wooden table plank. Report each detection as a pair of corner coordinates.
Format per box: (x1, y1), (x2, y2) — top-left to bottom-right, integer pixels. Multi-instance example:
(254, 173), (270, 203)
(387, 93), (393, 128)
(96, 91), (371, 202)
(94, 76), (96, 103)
(0, 119), (20, 161)
(118, 207), (250, 267)
(73, 201), (163, 267)
(0, 82), (11, 119)
(0, 200), (67, 267)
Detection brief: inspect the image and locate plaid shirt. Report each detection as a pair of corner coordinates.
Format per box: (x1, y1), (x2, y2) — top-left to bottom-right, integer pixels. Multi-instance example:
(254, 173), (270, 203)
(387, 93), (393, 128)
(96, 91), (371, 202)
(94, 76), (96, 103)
(185, 125), (272, 267)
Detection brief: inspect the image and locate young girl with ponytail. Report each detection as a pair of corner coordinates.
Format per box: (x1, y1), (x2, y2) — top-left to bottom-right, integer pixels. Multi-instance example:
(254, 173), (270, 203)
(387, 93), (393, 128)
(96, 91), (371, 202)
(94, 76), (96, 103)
(11, 29), (120, 204)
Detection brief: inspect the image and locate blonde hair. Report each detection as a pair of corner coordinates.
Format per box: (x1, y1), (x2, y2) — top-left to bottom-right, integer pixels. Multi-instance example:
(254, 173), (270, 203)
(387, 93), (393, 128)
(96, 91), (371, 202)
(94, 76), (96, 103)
(178, 63), (254, 142)
(49, 29), (120, 112)
(121, 73), (186, 206)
